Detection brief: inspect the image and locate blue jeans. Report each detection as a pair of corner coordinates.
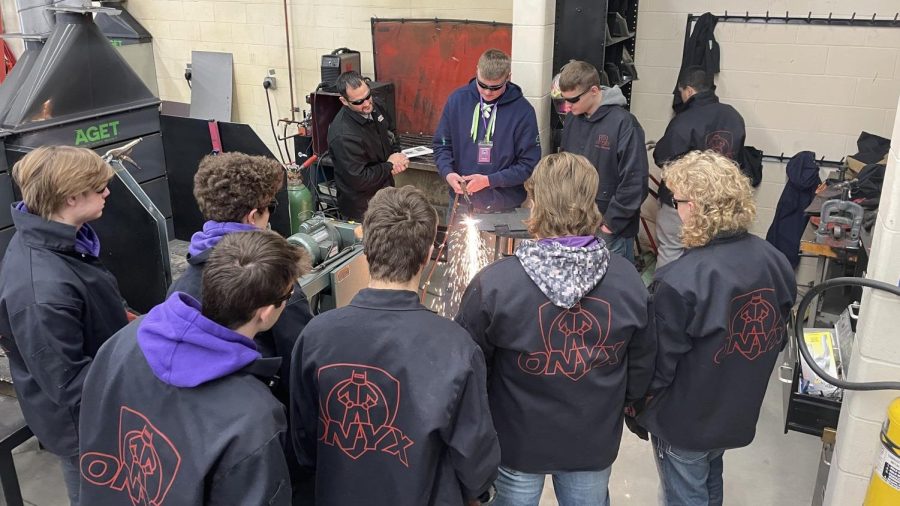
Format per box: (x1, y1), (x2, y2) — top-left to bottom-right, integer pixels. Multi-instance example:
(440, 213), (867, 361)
(59, 453), (81, 506)
(494, 465), (611, 506)
(601, 233), (635, 264)
(652, 435), (725, 506)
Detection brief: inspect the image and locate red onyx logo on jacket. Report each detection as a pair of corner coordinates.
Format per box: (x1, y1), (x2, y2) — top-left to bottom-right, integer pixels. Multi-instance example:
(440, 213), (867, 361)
(715, 288), (784, 364)
(518, 298), (624, 381)
(318, 364), (415, 467)
(81, 406), (182, 506)
(705, 130), (734, 158)
(595, 134), (611, 150)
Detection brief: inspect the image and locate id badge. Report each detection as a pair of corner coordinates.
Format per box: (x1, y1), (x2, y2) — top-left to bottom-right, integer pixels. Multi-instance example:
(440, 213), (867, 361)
(477, 142), (493, 164)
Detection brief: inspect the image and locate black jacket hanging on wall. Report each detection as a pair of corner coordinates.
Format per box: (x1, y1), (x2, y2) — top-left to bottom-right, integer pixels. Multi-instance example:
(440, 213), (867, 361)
(673, 12), (720, 112)
(765, 152), (821, 268)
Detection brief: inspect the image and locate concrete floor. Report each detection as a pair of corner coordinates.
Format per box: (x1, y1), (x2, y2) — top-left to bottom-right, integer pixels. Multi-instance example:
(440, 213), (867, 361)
(2, 364), (823, 506)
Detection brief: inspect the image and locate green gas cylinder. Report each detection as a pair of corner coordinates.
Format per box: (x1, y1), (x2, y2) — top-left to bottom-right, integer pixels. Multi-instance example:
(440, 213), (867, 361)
(287, 183), (314, 234)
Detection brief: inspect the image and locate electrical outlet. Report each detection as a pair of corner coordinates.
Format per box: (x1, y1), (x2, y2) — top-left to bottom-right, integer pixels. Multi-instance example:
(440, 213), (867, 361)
(263, 68), (277, 90)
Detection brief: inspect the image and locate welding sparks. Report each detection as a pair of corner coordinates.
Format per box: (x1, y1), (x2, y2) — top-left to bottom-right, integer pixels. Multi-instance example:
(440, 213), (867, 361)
(435, 215), (491, 318)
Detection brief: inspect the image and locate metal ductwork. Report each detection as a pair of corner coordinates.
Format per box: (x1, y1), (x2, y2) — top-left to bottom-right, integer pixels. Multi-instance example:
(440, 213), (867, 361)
(15, 0), (90, 46)
(0, 8), (171, 313)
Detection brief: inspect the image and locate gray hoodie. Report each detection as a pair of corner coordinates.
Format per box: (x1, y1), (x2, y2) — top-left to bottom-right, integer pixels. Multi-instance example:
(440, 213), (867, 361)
(514, 237), (611, 308)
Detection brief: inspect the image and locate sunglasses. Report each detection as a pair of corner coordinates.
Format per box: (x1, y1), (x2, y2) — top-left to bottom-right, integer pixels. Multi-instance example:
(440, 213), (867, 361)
(94, 184), (108, 194)
(271, 286), (294, 307)
(347, 92), (372, 106)
(563, 88), (591, 104)
(476, 78), (507, 91)
(672, 198), (692, 210)
(266, 199), (278, 214)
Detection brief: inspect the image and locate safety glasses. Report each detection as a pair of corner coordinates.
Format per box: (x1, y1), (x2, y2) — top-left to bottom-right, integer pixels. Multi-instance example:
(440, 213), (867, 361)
(476, 78), (507, 91)
(563, 88), (591, 104)
(271, 287), (294, 307)
(672, 198), (692, 210)
(347, 92), (372, 106)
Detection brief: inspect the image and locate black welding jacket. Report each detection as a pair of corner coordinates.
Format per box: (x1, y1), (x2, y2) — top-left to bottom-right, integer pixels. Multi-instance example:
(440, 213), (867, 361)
(455, 254), (655, 473)
(654, 90), (746, 206)
(0, 206), (128, 457)
(290, 289), (500, 505)
(327, 104), (399, 221)
(638, 232), (796, 451)
(79, 305), (291, 506)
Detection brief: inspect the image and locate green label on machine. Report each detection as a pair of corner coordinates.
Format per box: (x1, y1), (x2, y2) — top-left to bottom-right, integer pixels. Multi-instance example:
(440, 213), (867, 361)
(110, 39), (123, 47)
(75, 120), (120, 145)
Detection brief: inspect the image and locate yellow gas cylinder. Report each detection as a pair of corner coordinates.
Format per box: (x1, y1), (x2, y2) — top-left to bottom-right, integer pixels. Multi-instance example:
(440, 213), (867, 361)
(864, 398), (900, 505)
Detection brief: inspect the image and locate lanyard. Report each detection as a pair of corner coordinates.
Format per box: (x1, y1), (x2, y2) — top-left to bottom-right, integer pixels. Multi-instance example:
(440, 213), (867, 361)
(470, 99), (497, 143)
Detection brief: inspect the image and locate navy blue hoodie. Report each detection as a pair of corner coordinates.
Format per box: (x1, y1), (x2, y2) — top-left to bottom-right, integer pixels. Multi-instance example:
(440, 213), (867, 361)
(433, 80), (541, 212)
(0, 203), (128, 457)
(79, 292), (291, 505)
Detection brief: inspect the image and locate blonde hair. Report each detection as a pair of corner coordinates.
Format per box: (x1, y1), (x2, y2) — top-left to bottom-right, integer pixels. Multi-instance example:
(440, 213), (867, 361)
(526, 152), (603, 238)
(663, 150), (756, 248)
(12, 146), (115, 219)
(477, 49), (511, 80)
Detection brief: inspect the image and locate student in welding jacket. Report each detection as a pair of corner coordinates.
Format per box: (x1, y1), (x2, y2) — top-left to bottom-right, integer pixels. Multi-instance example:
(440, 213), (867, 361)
(433, 49), (541, 213)
(291, 186), (500, 506)
(327, 70), (407, 221)
(456, 152), (655, 506)
(167, 151), (313, 501)
(0, 146), (128, 506)
(634, 151), (795, 506)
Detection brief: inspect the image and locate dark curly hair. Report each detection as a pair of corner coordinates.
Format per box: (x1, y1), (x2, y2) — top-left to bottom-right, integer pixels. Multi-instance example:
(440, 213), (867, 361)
(193, 153), (284, 222)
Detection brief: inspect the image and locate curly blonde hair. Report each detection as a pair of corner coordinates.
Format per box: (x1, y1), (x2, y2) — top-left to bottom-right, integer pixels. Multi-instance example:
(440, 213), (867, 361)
(525, 152), (603, 238)
(663, 150), (755, 248)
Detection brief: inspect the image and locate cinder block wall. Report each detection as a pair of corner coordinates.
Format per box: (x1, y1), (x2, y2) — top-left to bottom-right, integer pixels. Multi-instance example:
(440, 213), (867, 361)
(1, 1), (24, 56)
(633, 0), (900, 285)
(824, 100), (900, 505)
(126, 0), (512, 159)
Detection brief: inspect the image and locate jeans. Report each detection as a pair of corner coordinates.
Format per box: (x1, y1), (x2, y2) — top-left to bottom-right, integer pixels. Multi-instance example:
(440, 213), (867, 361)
(652, 435), (725, 506)
(494, 465), (611, 506)
(601, 233), (635, 264)
(59, 453), (81, 506)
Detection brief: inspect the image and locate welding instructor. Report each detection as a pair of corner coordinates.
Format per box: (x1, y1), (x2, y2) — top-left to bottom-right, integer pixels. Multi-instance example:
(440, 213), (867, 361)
(328, 71), (407, 221)
(433, 49), (541, 213)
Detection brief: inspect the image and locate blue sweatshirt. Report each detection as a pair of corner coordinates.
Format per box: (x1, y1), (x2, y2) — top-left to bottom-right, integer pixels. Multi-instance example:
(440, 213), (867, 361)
(433, 79), (541, 212)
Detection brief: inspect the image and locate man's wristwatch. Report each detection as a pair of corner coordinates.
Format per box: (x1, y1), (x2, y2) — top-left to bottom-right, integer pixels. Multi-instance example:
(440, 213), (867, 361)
(477, 484), (497, 505)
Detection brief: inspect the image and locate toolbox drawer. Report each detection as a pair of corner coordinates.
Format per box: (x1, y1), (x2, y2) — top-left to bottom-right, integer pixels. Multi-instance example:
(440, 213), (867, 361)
(784, 363), (841, 437)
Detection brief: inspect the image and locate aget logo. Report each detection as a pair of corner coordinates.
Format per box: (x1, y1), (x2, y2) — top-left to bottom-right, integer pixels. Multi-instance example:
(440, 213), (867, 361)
(75, 120), (120, 145)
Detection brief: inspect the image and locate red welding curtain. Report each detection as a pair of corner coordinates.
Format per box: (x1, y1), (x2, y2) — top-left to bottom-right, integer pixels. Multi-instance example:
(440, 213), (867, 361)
(372, 19), (512, 135)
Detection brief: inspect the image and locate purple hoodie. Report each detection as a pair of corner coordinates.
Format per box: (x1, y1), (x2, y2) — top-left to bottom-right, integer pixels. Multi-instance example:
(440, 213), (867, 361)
(137, 292), (261, 387)
(188, 220), (258, 256)
(14, 202), (102, 257)
(538, 235), (600, 248)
